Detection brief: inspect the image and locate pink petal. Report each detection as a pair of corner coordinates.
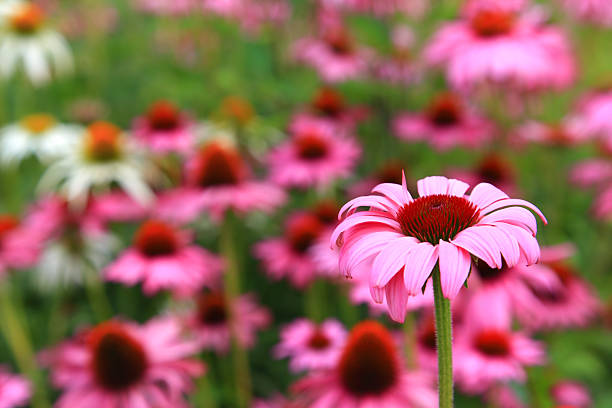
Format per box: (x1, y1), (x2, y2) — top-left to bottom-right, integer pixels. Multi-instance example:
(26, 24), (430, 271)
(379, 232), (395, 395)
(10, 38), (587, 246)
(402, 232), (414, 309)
(540, 243), (575, 263)
(370, 237), (419, 288)
(417, 176), (451, 197)
(481, 198), (547, 225)
(468, 183), (509, 209)
(331, 211), (400, 247)
(446, 179), (470, 196)
(403, 242), (438, 296)
(438, 240), (472, 299)
(385, 273), (409, 323)
(339, 195), (398, 218)
(479, 207), (538, 235)
(452, 226), (502, 268)
(372, 182), (412, 207)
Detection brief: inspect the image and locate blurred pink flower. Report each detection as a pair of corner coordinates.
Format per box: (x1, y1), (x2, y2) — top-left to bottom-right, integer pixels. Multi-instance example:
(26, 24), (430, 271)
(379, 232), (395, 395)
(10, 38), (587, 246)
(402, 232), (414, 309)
(41, 318), (205, 408)
(551, 380), (592, 408)
(0, 367), (30, 408)
(514, 120), (587, 147)
(425, 4), (575, 92)
(561, 0), (612, 26)
(393, 93), (495, 151)
(274, 318), (347, 372)
(332, 175), (546, 322)
(570, 90), (612, 152)
(254, 212), (324, 288)
(134, 0), (195, 15)
(0, 214), (44, 276)
(104, 220), (224, 297)
(570, 158), (612, 220)
(187, 291), (271, 354)
(267, 117), (360, 189)
(131, 100), (196, 154)
(157, 142), (286, 222)
(291, 320), (437, 407)
(292, 87), (368, 132)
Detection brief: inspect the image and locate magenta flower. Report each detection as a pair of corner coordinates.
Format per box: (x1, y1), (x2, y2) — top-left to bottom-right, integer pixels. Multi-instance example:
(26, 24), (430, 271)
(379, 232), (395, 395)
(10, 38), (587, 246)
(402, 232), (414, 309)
(0, 367), (30, 408)
(561, 0), (612, 26)
(41, 318), (205, 408)
(332, 175), (546, 322)
(551, 380), (592, 408)
(104, 219), (224, 297)
(274, 318), (347, 373)
(292, 320), (438, 407)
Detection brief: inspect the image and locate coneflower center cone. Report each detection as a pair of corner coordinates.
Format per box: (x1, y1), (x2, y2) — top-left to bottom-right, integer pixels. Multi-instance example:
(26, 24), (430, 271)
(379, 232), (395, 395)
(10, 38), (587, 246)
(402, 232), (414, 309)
(194, 143), (245, 187)
(84, 121), (123, 162)
(313, 88), (344, 118)
(296, 133), (330, 160)
(21, 114), (56, 134)
(88, 323), (149, 391)
(427, 94), (463, 127)
(134, 220), (180, 257)
(147, 101), (180, 130)
(474, 329), (511, 357)
(287, 214), (323, 253)
(396, 194), (480, 244)
(307, 330), (331, 350)
(10, 3), (45, 34)
(338, 321), (398, 396)
(471, 10), (515, 38)
(196, 293), (228, 326)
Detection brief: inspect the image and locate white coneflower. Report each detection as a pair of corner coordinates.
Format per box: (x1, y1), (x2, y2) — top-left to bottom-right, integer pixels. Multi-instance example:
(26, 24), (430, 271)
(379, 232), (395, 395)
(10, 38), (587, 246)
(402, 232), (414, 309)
(39, 121), (155, 208)
(0, 113), (81, 166)
(0, 1), (73, 85)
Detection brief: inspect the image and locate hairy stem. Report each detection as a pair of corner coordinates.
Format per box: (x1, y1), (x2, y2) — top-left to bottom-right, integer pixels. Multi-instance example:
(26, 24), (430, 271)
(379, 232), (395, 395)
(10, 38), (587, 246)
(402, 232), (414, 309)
(432, 267), (454, 408)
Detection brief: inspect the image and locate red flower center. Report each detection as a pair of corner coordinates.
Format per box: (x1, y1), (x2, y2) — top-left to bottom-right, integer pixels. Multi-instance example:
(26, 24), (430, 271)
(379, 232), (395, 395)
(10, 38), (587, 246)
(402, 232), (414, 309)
(324, 30), (354, 55)
(475, 259), (507, 282)
(375, 161), (406, 185)
(477, 155), (512, 186)
(426, 94), (463, 127)
(0, 215), (19, 242)
(21, 114), (56, 134)
(147, 100), (180, 131)
(396, 194), (480, 244)
(312, 200), (340, 226)
(419, 319), (437, 351)
(134, 220), (180, 257)
(10, 3), (44, 34)
(471, 10), (515, 38)
(88, 322), (149, 392)
(287, 213), (324, 253)
(196, 292), (227, 326)
(338, 321), (399, 396)
(84, 121), (122, 162)
(193, 143), (246, 187)
(547, 262), (574, 286)
(474, 329), (511, 357)
(313, 87), (345, 118)
(295, 132), (329, 160)
(307, 330), (331, 350)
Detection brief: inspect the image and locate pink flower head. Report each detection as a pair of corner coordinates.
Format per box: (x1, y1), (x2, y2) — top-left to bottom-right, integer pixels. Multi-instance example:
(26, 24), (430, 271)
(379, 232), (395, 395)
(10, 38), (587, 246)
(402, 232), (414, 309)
(514, 120), (587, 148)
(551, 380), (592, 408)
(187, 291), (271, 354)
(41, 318), (205, 408)
(513, 245), (601, 330)
(454, 297), (545, 394)
(274, 318), (347, 372)
(309, 200), (345, 277)
(157, 141), (286, 222)
(561, 0), (612, 26)
(267, 118), (360, 189)
(104, 219), (224, 297)
(425, 3), (576, 92)
(0, 214), (44, 276)
(0, 367), (30, 408)
(294, 86), (368, 132)
(254, 211), (325, 288)
(393, 93), (495, 151)
(332, 174), (547, 322)
(293, 25), (370, 82)
(131, 100), (195, 154)
(570, 90), (612, 152)
(134, 0), (195, 15)
(292, 320), (437, 407)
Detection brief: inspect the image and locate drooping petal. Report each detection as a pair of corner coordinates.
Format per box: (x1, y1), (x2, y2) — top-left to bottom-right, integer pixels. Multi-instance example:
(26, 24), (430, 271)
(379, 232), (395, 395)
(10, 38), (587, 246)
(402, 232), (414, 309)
(438, 240), (472, 299)
(371, 237), (419, 289)
(479, 206), (538, 235)
(339, 194), (399, 218)
(480, 198), (547, 225)
(452, 226), (502, 268)
(385, 273), (409, 323)
(331, 211), (400, 247)
(403, 242), (438, 296)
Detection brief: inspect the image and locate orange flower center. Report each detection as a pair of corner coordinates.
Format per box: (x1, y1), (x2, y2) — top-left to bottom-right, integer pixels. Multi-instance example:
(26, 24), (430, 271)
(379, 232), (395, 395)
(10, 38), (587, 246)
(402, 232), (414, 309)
(426, 93), (463, 127)
(84, 121), (122, 162)
(193, 143), (246, 187)
(338, 321), (399, 396)
(10, 3), (45, 34)
(396, 194), (480, 244)
(474, 329), (511, 356)
(88, 322), (149, 392)
(134, 220), (180, 257)
(286, 213), (323, 253)
(147, 100), (180, 131)
(220, 96), (254, 125)
(307, 330), (331, 350)
(471, 10), (515, 38)
(312, 87), (345, 118)
(21, 114), (56, 134)
(196, 292), (228, 326)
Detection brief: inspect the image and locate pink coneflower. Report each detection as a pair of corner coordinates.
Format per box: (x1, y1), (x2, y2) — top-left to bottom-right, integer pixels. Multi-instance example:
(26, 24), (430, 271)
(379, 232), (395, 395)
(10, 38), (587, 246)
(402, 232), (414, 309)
(454, 299), (545, 394)
(0, 367), (30, 408)
(186, 291), (271, 354)
(514, 120), (587, 148)
(551, 380), (592, 408)
(131, 100), (195, 154)
(570, 90), (612, 152)
(372, 25), (418, 86)
(254, 212), (324, 288)
(424, 3), (575, 92)
(292, 320), (438, 407)
(134, 0), (195, 15)
(513, 246), (600, 330)
(293, 25), (370, 82)
(393, 93), (495, 151)
(332, 175), (546, 322)
(41, 318), (205, 408)
(309, 200), (344, 277)
(293, 87), (367, 132)
(88, 190), (149, 225)
(561, 0), (612, 26)
(0, 214), (43, 276)
(274, 318), (347, 372)
(570, 157), (612, 220)
(156, 141), (286, 222)
(267, 117), (360, 189)
(104, 219), (224, 297)
(447, 154), (517, 195)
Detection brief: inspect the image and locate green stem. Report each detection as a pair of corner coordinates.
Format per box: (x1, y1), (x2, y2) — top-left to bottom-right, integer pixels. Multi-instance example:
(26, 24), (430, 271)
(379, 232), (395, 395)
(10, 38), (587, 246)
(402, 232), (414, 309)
(220, 213), (251, 408)
(0, 281), (50, 408)
(432, 267), (454, 408)
(193, 366), (218, 408)
(403, 312), (417, 369)
(305, 279), (325, 323)
(83, 259), (112, 322)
